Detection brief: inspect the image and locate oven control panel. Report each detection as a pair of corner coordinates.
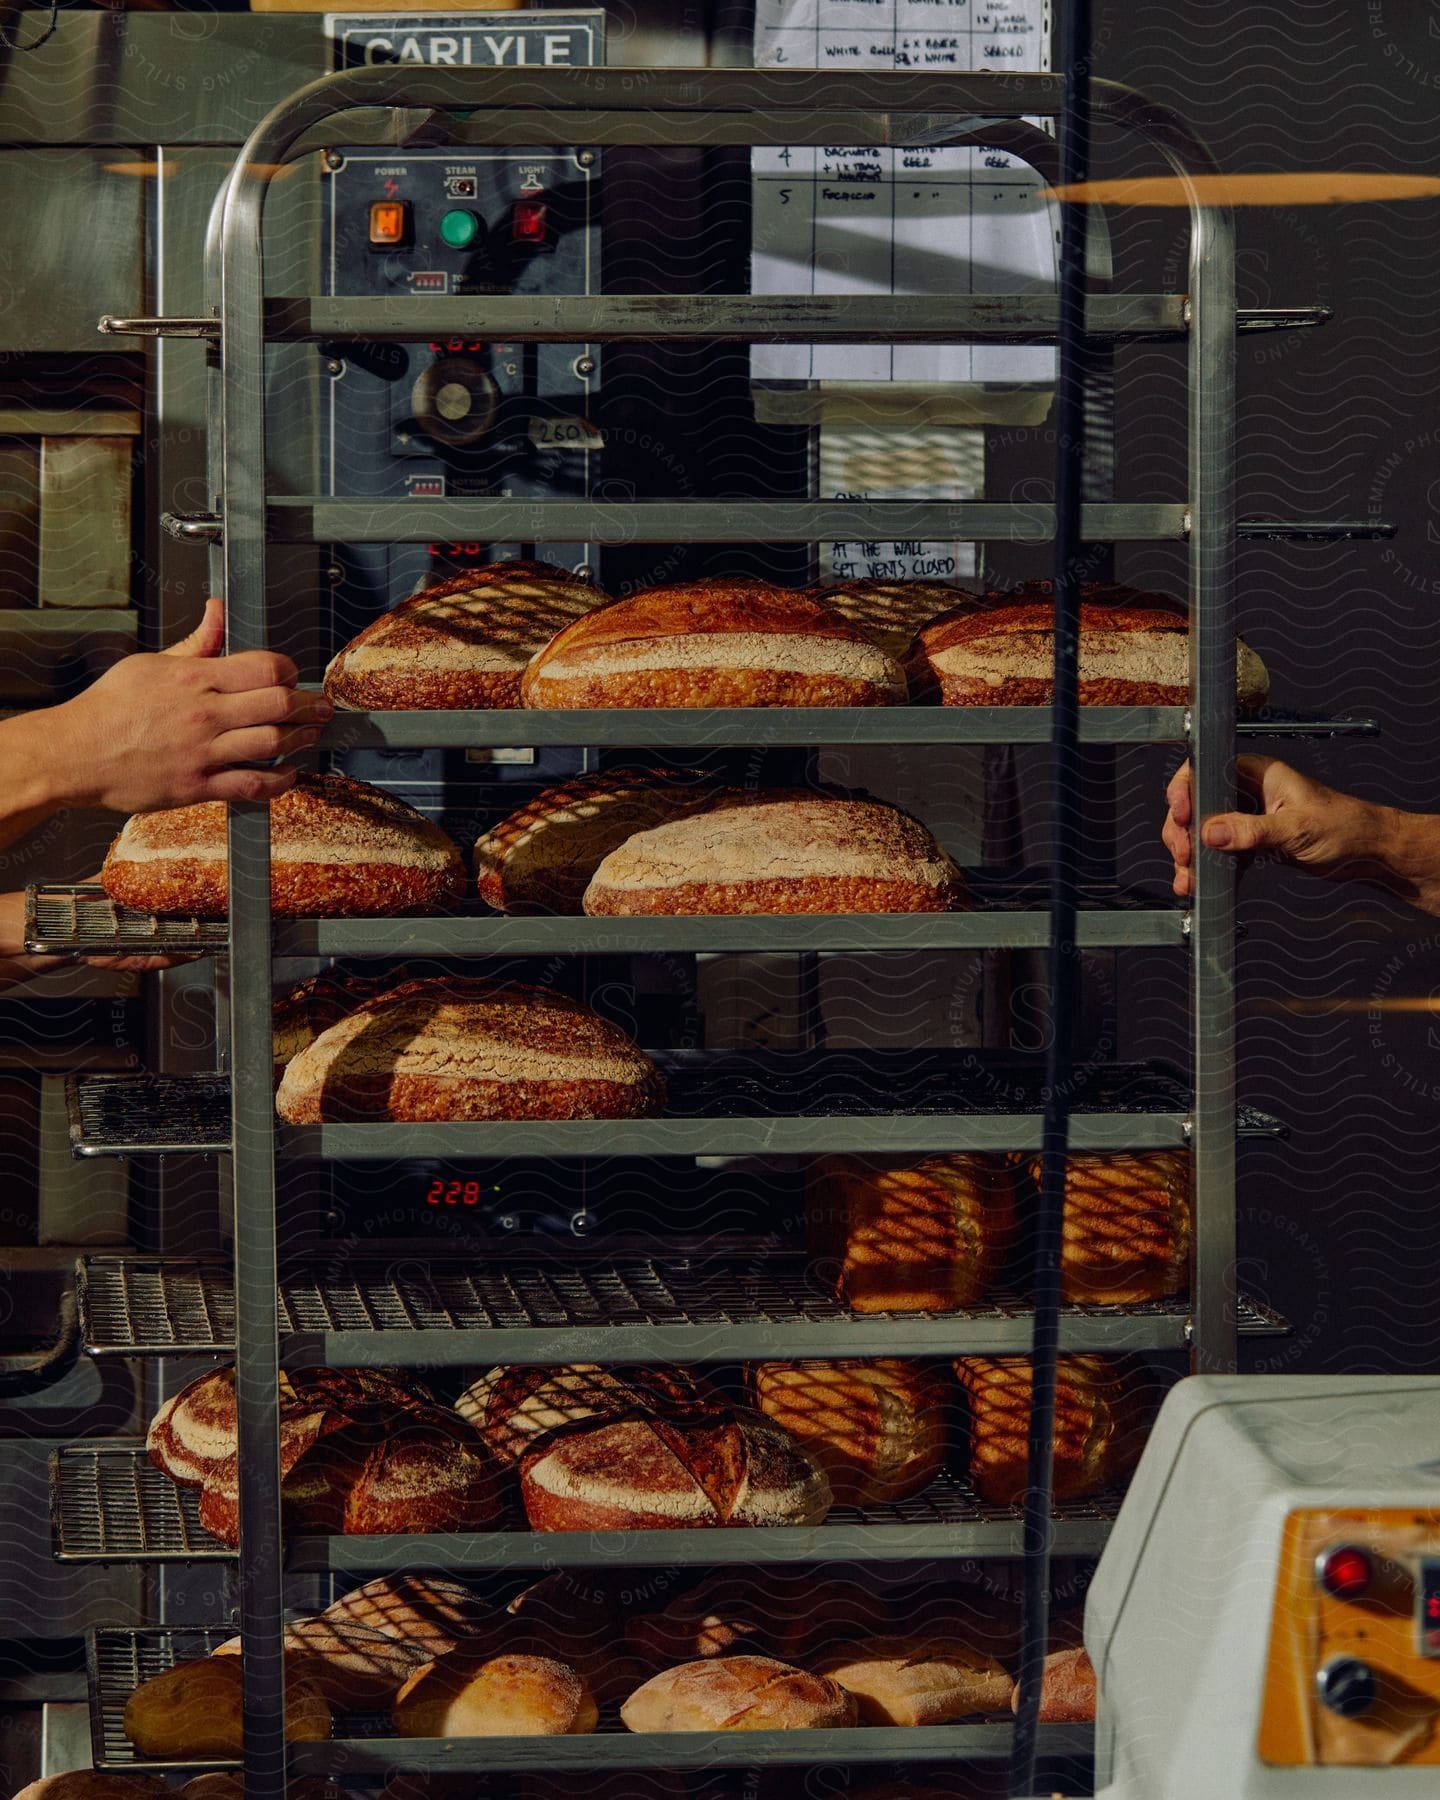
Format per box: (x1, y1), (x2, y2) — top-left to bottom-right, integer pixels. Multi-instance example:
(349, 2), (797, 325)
(1260, 1508), (1440, 1765)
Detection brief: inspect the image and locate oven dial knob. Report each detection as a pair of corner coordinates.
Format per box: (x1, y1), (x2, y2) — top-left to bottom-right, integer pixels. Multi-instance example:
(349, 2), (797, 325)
(412, 356), (501, 449)
(1315, 1656), (1377, 1718)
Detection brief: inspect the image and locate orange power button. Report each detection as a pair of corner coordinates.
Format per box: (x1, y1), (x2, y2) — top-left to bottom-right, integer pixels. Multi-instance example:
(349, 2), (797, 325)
(368, 200), (410, 247)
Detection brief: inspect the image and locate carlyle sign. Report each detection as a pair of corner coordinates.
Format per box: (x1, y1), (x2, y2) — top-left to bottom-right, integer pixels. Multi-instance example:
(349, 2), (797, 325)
(328, 12), (603, 70)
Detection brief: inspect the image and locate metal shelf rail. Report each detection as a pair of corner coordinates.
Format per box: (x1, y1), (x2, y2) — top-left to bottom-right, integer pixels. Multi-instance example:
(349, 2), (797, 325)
(153, 57), (1270, 1792)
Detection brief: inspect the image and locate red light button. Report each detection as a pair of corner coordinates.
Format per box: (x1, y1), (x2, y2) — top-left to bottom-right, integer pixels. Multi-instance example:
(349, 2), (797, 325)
(512, 199), (549, 245)
(1317, 1544), (1374, 1600)
(369, 200), (411, 247)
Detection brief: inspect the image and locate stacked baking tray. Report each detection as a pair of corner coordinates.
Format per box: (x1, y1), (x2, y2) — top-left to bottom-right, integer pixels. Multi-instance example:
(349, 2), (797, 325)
(47, 60), (1375, 1795)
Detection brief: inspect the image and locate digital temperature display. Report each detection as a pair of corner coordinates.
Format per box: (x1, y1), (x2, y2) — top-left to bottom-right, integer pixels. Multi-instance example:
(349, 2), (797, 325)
(1418, 1559), (1440, 1657)
(426, 1178), (501, 1207)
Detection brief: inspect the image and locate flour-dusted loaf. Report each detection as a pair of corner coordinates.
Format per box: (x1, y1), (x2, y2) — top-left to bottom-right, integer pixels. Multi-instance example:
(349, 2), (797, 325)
(121, 1655), (331, 1756)
(322, 1574), (491, 1660)
(474, 766), (722, 914)
(621, 1656), (857, 1732)
(521, 580), (907, 710)
(1011, 1645), (1097, 1723)
(807, 1154), (1017, 1314)
(213, 1618), (432, 1709)
(274, 977), (664, 1124)
(392, 1650), (598, 1737)
(325, 559), (607, 711)
(748, 1359), (949, 1507)
(582, 791), (964, 916)
(146, 1367), (251, 1485)
(102, 773), (467, 918)
(907, 582), (1270, 709)
(952, 1353), (1151, 1507)
(1028, 1150), (1192, 1305)
(518, 1406), (832, 1533)
(816, 577), (977, 660)
(815, 1635), (1013, 1726)
(456, 1364), (721, 1468)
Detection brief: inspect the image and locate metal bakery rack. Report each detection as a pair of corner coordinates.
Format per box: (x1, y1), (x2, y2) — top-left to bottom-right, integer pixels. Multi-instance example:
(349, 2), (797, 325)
(44, 61), (1393, 1795)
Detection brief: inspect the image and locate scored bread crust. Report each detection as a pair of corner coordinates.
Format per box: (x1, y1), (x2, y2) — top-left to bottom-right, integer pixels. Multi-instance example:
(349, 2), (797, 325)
(324, 559), (606, 711)
(813, 1634), (1014, 1726)
(392, 1651), (598, 1738)
(1031, 1149), (1192, 1306)
(807, 1153), (1018, 1314)
(274, 977), (663, 1124)
(520, 580), (907, 710)
(102, 773), (467, 918)
(620, 1655), (858, 1732)
(456, 1363), (721, 1468)
(583, 793), (964, 917)
(907, 582), (1270, 709)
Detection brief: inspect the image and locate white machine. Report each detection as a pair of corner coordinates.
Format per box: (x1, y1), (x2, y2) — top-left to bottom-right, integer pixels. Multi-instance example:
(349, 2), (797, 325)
(1088, 1375), (1440, 1797)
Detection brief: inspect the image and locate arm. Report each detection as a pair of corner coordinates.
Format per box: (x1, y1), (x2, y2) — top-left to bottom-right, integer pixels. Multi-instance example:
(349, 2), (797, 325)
(0, 887), (193, 996)
(0, 600), (332, 853)
(1163, 754), (1440, 916)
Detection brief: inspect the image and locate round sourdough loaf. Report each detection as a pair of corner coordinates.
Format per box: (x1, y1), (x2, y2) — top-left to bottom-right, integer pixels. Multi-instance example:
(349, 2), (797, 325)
(456, 1364), (721, 1468)
(322, 1574), (490, 1660)
(907, 582), (1270, 709)
(474, 767), (722, 914)
(324, 559), (606, 711)
(102, 773), (467, 918)
(748, 1358), (949, 1507)
(392, 1650), (598, 1737)
(146, 1367), (247, 1485)
(520, 581), (907, 710)
(120, 1655), (331, 1756)
(815, 577), (977, 660)
(582, 792), (964, 916)
(807, 1153), (1017, 1314)
(273, 978), (663, 1124)
(813, 1634), (1013, 1725)
(1030, 1149), (1192, 1305)
(620, 1656), (857, 1732)
(951, 1352), (1151, 1507)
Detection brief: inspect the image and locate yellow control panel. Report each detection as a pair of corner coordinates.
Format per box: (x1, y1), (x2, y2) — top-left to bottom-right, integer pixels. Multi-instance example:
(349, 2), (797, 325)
(1260, 1508), (1440, 1766)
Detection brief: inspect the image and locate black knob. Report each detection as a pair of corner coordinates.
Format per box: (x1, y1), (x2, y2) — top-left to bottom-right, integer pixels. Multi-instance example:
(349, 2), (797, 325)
(1316, 1656), (1377, 1717)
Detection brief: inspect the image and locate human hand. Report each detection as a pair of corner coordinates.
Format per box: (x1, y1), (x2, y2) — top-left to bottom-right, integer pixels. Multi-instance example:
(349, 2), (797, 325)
(0, 886), (196, 994)
(42, 598), (331, 814)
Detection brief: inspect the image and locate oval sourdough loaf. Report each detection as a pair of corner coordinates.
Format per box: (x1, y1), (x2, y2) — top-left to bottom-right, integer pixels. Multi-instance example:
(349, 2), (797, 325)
(582, 792), (964, 916)
(907, 582), (1270, 709)
(321, 1573), (490, 1660)
(620, 1656), (857, 1732)
(456, 1363), (721, 1468)
(102, 773), (467, 917)
(392, 1650), (598, 1737)
(520, 580), (907, 709)
(120, 1656), (331, 1756)
(324, 559), (606, 710)
(274, 978), (664, 1124)
(1027, 1149), (1192, 1305)
(815, 576), (977, 660)
(813, 1634), (1013, 1725)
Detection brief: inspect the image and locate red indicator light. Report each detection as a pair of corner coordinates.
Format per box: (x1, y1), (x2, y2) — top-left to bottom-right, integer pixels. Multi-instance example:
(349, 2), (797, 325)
(368, 200), (409, 247)
(1319, 1545), (1374, 1600)
(512, 199), (549, 244)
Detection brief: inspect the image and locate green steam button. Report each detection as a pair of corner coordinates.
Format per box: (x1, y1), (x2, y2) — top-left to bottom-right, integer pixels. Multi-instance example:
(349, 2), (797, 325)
(439, 208), (481, 251)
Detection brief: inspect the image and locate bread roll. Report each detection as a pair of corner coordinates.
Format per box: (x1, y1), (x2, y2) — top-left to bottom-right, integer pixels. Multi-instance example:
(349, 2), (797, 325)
(11, 1779), (170, 1800)
(748, 1359), (949, 1507)
(213, 1618), (429, 1708)
(392, 1651), (597, 1737)
(322, 1574), (490, 1660)
(1027, 1150), (1191, 1305)
(325, 559), (606, 711)
(808, 1154), (1017, 1314)
(120, 1655), (331, 1756)
(102, 773), (467, 918)
(621, 1656), (857, 1732)
(584, 791), (963, 916)
(907, 582), (1270, 709)
(1010, 1645), (1096, 1723)
(456, 1364), (720, 1468)
(815, 1635), (1013, 1725)
(521, 581), (907, 710)
(952, 1353), (1151, 1506)
(474, 767), (721, 914)
(274, 977), (663, 1124)
(519, 1406), (831, 1532)
(816, 577), (975, 660)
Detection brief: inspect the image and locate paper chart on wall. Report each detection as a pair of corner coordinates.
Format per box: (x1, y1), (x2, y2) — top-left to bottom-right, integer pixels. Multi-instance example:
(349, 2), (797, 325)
(751, 0), (1056, 387)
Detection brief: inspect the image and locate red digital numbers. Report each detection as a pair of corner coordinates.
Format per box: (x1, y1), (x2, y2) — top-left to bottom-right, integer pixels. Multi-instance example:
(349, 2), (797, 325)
(426, 1178), (484, 1206)
(1428, 1595), (1440, 1621)
(427, 339), (488, 354)
(428, 542), (489, 558)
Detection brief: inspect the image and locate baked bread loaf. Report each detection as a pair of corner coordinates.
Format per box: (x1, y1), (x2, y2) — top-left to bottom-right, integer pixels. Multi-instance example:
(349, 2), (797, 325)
(213, 1618), (431, 1708)
(322, 1574), (490, 1660)
(177, 1780), (341, 1800)
(1011, 1645), (1096, 1723)
(814, 1635), (1013, 1725)
(519, 1406), (831, 1532)
(274, 977), (663, 1124)
(325, 559), (606, 711)
(392, 1651), (598, 1737)
(146, 1368), (255, 1486)
(907, 582), (1270, 709)
(807, 1154), (1017, 1313)
(621, 1656), (857, 1732)
(1029, 1150), (1192, 1305)
(952, 1353), (1151, 1506)
(121, 1655), (331, 1755)
(273, 970), (397, 1080)
(474, 767), (721, 914)
(521, 581), (907, 710)
(748, 1359), (949, 1507)
(816, 577), (975, 660)
(583, 792), (964, 916)
(623, 1569), (889, 1670)
(456, 1364), (721, 1468)
(102, 773), (466, 918)
(11, 1779), (171, 1800)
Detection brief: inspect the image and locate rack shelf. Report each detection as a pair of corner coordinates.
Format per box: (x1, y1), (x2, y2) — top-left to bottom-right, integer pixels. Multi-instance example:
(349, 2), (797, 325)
(75, 1252), (1291, 1365)
(53, 1444), (1122, 1567)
